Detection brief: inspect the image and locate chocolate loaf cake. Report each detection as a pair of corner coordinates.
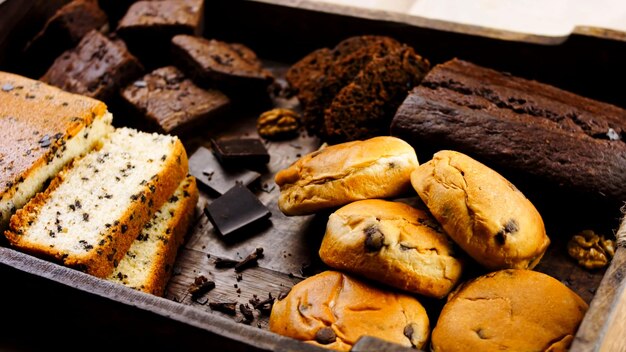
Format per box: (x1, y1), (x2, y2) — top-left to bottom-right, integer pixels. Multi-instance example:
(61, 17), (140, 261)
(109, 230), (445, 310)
(391, 58), (626, 206)
(21, 0), (109, 77)
(41, 30), (143, 102)
(324, 45), (430, 142)
(171, 35), (274, 95)
(120, 66), (230, 135)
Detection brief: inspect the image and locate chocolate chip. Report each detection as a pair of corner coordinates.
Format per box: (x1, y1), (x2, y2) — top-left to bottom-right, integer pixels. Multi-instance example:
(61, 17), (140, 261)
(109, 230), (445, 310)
(475, 328), (488, 339)
(2, 83), (14, 92)
(209, 302), (237, 315)
(315, 327), (336, 345)
(364, 226), (384, 251)
(495, 219), (519, 245)
(504, 219), (519, 233)
(404, 324), (414, 341)
(38, 135), (51, 148)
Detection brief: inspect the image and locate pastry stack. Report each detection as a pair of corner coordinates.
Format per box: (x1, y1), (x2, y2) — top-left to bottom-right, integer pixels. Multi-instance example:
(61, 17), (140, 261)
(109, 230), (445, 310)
(269, 135), (586, 351)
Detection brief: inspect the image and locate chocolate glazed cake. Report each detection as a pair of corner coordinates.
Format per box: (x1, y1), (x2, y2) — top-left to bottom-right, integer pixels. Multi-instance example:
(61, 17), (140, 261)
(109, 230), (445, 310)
(391, 58), (626, 210)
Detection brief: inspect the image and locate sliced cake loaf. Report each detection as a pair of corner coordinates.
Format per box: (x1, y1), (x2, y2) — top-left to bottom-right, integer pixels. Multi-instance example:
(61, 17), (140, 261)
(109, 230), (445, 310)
(5, 127), (188, 278)
(0, 71), (114, 231)
(108, 175), (198, 296)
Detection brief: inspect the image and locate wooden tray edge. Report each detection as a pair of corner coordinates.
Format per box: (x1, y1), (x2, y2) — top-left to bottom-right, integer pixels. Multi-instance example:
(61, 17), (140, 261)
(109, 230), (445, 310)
(571, 211), (626, 352)
(250, 0), (626, 45)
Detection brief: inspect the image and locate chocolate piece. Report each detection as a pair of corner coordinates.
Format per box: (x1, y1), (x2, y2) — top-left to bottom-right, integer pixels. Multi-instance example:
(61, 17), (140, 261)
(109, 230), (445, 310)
(234, 247), (264, 272)
(364, 226), (385, 252)
(171, 35), (274, 94)
(239, 303), (254, 323)
(213, 257), (239, 268)
(121, 66), (230, 135)
(391, 58), (626, 205)
(41, 30), (143, 101)
(204, 184), (271, 237)
(209, 302), (237, 315)
(210, 138), (270, 166)
(22, 0), (109, 77)
(188, 275), (215, 298)
(315, 327), (337, 345)
(188, 146), (260, 195)
(117, 0), (205, 68)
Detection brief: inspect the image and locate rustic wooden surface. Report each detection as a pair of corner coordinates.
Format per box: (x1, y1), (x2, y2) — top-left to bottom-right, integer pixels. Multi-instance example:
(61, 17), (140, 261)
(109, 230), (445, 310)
(161, 60), (614, 344)
(0, 1), (625, 351)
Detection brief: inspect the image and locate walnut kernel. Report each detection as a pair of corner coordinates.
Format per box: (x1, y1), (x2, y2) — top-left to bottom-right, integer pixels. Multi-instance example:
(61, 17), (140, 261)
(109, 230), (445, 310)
(257, 108), (300, 139)
(567, 230), (616, 270)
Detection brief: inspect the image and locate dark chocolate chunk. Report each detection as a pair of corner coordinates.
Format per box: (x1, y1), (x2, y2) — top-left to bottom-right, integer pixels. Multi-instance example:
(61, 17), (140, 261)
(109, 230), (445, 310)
(240, 304), (254, 323)
(188, 275), (215, 298)
(234, 247), (264, 272)
(209, 302), (237, 315)
(315, 327), (337, 345)
(188, 146), (260, 195)
(210, 138), (270, 166)
(213, 257), (239, 268)
(204, 184), (271, 237)
(364, 226), (385, 251)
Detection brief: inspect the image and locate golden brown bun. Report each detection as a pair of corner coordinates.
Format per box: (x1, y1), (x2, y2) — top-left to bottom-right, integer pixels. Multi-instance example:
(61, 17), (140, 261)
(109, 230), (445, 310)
(411, 150), (549, 270)
(269, 270), (430, 351)
(275, 136), (419, 216)
(431, 269), (588, 352)
(319, 199), (463, 298)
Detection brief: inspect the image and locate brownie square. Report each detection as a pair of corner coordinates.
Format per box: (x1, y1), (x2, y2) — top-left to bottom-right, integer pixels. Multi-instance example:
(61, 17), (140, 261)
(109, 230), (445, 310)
(22, 0), (109, 77)
(117, 0), (205, 68)
(121, 66), (230, 134)
(41, 30), (143, 102)
(171, 35), (274, 94)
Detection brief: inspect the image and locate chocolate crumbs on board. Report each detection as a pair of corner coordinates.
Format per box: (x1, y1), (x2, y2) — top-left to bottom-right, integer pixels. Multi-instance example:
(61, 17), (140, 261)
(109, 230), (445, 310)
(188, 275), (216, 299)
(209, 302), (237, 315)
(235, 247), (264, 272)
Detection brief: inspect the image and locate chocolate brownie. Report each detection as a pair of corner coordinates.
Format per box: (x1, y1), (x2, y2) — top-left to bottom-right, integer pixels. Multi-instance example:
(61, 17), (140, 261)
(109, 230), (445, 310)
(121, 66), (230, 134)
(391, 58), (626, 205)
(171, 35), (274, 94)
(293, 36), (402, 137)
(324, 45), (430, 142)
(22, 0), (109, 77)
(41, 30), (143, 101)
(285, 48), (334, 106)
(117, 0), (205, 68)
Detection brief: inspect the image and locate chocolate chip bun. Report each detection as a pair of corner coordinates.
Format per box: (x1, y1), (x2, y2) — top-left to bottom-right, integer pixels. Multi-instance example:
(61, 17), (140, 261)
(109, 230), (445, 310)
(319, 199), (463, 298)
(411, 150), (549, 270)
(275, 136), (419, 216)
(269, 270), (430, 351)
(431, 269), (588, 352)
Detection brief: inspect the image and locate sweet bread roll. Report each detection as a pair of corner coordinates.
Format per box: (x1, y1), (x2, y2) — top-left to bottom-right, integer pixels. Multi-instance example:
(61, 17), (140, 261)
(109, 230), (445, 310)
(319, 199), (463, 298)
(275, 136), (418, 216)
(269, 270), (430, 351)
(431, 269), (588, 352)
(411, 150), (549, 270)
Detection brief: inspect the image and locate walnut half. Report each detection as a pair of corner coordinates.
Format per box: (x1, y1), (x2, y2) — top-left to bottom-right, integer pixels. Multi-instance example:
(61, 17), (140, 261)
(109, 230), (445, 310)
(567, 230), (616, 270)
(257, 108), (300, 140)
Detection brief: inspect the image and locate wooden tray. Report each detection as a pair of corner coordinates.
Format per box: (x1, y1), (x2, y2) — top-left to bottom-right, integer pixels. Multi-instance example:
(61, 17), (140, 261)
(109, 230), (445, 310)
(1, 1), (625, 351)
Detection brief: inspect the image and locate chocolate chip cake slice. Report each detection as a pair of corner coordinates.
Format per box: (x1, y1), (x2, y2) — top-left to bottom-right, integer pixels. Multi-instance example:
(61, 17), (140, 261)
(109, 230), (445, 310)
(0, 71), (114, 231)
(5, 127), (188, 278)
(108, 175), (198, 296)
